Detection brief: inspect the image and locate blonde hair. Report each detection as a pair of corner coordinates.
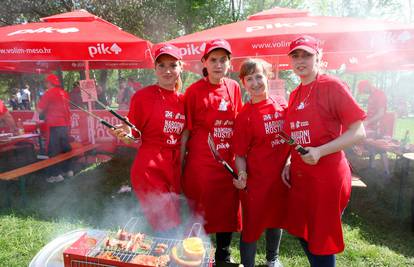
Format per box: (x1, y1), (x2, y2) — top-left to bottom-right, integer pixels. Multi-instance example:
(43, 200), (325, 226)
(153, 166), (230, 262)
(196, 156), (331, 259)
(239, 58), (272, 81)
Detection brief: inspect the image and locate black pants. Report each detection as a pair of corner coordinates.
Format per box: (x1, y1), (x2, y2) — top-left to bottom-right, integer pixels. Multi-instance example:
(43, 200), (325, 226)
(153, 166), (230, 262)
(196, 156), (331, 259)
(240, 228), (282, 267)
(215, 232), (233, 262)
(299, 239), (336, 267)
(47, 126), (72, 176)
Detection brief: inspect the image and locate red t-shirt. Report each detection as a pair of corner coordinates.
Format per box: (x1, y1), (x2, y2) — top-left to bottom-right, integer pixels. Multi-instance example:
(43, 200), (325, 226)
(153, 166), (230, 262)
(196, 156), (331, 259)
(287, 74), (366, 144)
(37, 87), (70, 127)
(184, 77), (243, 131)
(367, 88), (387, 119)
(127, 85), (185, 149)
(0, 99), (8, 116)
(233, 97), (288, 157)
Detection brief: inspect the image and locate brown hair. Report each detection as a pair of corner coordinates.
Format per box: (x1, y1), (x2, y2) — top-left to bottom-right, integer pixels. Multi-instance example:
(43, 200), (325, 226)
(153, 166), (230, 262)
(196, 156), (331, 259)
(239, 58), (272, 81)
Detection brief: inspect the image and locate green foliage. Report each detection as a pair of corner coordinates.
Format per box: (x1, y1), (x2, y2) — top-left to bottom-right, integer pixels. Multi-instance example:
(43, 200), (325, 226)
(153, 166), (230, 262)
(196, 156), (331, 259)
(0, 0), (413, 102)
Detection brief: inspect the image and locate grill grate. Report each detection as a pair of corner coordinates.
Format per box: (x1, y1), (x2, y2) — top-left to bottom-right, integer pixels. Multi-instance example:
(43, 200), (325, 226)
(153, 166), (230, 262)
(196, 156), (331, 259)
(65, 220), (213, 267)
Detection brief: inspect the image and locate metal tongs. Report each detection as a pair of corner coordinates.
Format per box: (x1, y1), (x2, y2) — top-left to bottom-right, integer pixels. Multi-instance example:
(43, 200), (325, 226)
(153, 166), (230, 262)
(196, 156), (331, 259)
(68, 99), (137, 142)
(278, 131), (309, 155)
(207, 133), (238, 179)
(78, 86), (141, 138)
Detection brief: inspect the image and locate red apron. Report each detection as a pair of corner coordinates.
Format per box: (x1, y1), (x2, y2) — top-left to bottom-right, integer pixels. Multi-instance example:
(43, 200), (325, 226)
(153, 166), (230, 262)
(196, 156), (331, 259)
(239, 98), (290, 242)
(131, 88), (185, 232)
(183, 81), (242, 234)
(284, 77), (352, 255)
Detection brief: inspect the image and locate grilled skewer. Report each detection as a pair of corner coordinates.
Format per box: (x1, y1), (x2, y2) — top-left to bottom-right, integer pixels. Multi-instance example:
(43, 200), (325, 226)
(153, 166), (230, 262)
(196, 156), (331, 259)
(68, 99), (137, 142)
(278, 131), (309, 155)
(78, 86), (142, 138)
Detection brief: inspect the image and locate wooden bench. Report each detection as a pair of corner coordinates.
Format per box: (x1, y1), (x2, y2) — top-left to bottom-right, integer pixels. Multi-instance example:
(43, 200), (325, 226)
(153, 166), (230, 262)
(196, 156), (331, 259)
(0, 143), (100, 181)
(0, 143), (100, 208)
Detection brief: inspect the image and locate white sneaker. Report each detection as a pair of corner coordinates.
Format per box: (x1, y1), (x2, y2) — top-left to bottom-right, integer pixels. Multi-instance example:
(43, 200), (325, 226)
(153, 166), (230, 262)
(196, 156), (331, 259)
(46, 174), (64, 183)
(37, 154), (49, 160)
(65, 170), (74, 177)
(267, 259), (283, 267)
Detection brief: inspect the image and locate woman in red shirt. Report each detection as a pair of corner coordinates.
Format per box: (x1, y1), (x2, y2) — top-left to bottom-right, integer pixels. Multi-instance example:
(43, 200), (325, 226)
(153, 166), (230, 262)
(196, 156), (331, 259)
(113, 44), (185, 235)
(181, 39), (242, 263)
(233, 59), (289, 267)
(282, 35), (366, 267)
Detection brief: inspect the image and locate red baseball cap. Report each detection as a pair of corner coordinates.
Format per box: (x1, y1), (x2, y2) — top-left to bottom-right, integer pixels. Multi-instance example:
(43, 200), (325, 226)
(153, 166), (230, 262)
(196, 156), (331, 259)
(202, 38), (232, 60)
(288, 35), (320, 55)
(45, 74), (60, 86)
(153, 44), (182, 61)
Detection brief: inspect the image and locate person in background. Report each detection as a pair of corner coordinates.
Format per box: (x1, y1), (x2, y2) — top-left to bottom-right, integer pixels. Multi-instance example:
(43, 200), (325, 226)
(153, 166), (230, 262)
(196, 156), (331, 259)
(69, 81), (84, 110)
(21, 84), (31, 110)
(181, 39), (242, 264)
(0, 99), (18, 133)
(16, 89), (22, 110)
(37, 74), (73, 183)
(357, 80), (390, 176)
(117, 78), (134, 110)
(9, 94), (19, 111)
(95, 84), (108, 110)
(128, 76), (142, 91)
(282, 35), (366, 267)
(233, 59), (289, 267)
(112, 44), (185, 235)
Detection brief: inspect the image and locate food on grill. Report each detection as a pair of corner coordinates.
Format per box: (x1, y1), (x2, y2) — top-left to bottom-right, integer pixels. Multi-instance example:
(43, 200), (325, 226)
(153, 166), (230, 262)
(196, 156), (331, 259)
(154, 243), (169, 255)
(116, 229), (145, 242)
(85, 237), (97, 247)
(130, 254), (170, 266)
(182, 237), (205, 260)
(103, 231), (151, 252)
(96, 251), (120, 261)
(139, 241), (152, 251)
(158, 255), (171, 267)
(171, 245), (202, 267)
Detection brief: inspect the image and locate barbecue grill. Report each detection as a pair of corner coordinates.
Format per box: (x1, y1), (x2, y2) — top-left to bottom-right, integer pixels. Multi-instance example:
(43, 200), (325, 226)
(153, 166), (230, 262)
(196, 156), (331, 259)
(64, 219), (214, 267)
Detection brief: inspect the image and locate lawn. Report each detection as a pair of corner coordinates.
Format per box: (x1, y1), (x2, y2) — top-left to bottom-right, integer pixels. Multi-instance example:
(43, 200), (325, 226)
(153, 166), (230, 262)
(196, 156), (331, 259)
(394, 117), (414, 141)
(1, 146), (414, 266)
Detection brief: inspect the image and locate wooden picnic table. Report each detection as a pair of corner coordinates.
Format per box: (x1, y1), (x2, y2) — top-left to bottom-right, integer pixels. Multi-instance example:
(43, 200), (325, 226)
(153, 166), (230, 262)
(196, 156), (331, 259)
(0, 133), (42, 152)
(0, 142), (100, 208)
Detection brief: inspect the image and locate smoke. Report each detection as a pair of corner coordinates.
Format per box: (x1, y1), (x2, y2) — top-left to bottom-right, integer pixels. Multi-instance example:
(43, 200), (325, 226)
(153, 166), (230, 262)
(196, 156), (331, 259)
(3, 146), (211, 247)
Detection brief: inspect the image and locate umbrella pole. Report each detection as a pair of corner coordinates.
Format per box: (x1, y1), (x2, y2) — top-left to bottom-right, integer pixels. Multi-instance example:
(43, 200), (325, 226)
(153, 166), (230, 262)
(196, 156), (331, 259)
(84, 61), (95, 144)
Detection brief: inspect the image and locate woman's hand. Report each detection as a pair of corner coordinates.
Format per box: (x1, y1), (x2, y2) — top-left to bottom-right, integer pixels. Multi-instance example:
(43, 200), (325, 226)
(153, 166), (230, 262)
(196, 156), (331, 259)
(300, 146), (321, 165)
(110, 124), (133, 145)
(233, 171), (247, 190)
(281, 162), (291, 188)
(233, 176), (247, 190)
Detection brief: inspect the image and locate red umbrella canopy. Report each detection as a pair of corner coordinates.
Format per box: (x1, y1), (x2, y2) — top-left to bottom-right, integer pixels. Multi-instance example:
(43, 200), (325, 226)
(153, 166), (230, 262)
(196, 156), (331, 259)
(0, 9), (153, 66)
(167, 7), (414, 71)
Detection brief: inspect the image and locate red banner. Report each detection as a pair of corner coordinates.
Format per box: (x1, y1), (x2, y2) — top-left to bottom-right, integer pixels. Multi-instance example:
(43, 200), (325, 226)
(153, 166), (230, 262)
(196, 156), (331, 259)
(10, 110), (129, 151)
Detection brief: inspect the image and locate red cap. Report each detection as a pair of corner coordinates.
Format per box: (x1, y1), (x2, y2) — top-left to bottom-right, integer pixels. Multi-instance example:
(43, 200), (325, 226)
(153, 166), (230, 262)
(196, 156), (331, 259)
(202, 39), (232, 60)
(45, 74), (60, 86)
(357, 80), (372, 93)
(153, 44), (182, 61)
(288, 35), (320, 55)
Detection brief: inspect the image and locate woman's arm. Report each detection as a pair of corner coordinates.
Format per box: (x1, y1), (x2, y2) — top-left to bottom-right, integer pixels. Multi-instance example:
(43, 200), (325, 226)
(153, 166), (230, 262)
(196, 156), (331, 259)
(180, 129), (190, 171)
(234, 155), (247, 189)
(301, 120), (366, 165)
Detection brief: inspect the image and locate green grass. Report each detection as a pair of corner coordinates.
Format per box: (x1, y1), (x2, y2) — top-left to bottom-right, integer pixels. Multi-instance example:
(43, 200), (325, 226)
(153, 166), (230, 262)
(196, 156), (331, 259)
(1, 148), (414, 266)
(395, 117), (414, 141)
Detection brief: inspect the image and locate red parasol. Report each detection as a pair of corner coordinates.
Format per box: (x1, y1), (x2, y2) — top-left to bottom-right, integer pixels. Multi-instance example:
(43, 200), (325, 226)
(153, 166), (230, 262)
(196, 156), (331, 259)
(0, 9), (153, 71)
(167, 7), (414, 72)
